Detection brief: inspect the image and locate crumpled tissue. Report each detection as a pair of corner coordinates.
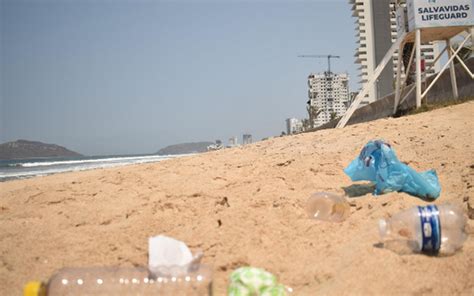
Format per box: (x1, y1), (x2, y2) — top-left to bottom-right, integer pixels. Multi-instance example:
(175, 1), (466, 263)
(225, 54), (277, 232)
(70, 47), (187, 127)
(148, 235), (201, 276)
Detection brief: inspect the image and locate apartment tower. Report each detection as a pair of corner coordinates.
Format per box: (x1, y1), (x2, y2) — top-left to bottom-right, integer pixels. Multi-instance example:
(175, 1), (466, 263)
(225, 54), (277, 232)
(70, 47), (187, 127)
(307, 72), (350, 127)
(350, 0), (440, 105)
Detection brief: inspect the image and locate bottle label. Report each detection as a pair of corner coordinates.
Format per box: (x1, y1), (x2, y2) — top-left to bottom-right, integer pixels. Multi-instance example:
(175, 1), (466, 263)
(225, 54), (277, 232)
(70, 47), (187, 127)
(417, 205), (441, 253)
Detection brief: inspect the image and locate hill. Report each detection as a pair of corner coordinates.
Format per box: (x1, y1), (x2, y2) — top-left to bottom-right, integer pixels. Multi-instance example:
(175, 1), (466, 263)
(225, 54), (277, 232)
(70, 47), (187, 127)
(156, 141), (214, 155)
(0, 140), (82, 160)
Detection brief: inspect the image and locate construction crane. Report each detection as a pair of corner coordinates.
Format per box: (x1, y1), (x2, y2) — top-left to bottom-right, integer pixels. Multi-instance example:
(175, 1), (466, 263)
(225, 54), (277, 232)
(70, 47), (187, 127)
(298, 54), (340, 74)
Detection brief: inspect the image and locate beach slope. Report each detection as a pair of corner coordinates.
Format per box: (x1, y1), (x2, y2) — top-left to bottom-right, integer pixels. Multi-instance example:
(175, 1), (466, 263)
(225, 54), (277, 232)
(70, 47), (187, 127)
(1, 101), (473, 295)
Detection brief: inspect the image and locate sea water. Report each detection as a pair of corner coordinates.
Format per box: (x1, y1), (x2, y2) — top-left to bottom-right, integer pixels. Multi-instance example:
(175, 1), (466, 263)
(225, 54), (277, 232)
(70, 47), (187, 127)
(0, 154), (185, 182)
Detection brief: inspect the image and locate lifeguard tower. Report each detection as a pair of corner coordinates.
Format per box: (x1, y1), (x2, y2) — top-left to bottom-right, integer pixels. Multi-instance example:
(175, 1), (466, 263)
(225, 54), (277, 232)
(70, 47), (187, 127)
(337, 0), (474, 128)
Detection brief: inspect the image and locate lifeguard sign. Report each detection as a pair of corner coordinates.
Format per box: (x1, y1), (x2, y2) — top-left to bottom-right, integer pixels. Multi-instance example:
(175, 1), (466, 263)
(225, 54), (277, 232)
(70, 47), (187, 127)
(336, 0), (474, 128)
(407, 0), (474, 30)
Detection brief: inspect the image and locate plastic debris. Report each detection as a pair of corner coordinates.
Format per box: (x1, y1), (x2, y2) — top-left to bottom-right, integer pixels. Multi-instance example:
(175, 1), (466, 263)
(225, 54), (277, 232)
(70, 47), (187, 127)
(24, 265), (213, 295)
(305, 192), (350, 222)
(24, 235), (212, 295)
(344, 140), (441, 199)
(228, 267), (288, 296)
(379, 204), (467, 255)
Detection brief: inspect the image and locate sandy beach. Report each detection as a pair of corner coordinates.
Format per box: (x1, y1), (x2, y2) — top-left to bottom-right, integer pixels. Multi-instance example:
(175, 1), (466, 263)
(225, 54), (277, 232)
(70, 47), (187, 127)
(1, 101), (473, 295)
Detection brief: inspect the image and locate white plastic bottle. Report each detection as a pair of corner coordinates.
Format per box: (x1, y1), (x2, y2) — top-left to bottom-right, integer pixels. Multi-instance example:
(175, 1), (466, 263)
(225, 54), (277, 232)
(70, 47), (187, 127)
(378, 204), (467, 255)
(305, 192), (350, 222)
(24, 265), (213, 296)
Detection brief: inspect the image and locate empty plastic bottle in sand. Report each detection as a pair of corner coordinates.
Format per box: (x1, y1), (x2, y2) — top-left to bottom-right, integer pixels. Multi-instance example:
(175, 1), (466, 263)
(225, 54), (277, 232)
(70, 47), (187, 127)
(305, 192), (350, 222)
(24, 265), (213, 296)
(378, 204), (467, 256)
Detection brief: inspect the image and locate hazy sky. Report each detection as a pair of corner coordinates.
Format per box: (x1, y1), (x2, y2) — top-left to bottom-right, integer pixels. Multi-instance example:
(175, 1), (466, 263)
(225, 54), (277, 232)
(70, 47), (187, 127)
(1, 0), (357, 156)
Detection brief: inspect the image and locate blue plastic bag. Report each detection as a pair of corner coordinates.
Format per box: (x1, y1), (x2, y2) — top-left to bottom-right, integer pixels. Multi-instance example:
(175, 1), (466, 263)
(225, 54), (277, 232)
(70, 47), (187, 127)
(344, 140), (441, 200)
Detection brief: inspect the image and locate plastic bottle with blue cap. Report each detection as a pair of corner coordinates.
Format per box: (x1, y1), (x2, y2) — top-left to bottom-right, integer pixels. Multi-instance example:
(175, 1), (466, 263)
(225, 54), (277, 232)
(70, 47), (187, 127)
(378, 204), (467, 256)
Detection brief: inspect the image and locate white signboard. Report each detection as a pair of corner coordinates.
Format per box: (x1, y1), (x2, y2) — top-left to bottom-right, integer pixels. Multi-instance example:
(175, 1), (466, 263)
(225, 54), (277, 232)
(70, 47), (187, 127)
(407, 0), (474, 31)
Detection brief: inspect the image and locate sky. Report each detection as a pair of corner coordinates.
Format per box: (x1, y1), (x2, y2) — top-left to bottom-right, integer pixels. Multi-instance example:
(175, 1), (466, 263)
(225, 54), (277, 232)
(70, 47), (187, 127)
(1, 0), (358, 156)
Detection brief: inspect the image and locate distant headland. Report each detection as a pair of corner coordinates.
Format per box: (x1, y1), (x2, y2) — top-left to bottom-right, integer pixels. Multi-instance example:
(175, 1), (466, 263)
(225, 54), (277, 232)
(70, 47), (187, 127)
(0, 140), (83, 160)
(156, 141), (214, 155)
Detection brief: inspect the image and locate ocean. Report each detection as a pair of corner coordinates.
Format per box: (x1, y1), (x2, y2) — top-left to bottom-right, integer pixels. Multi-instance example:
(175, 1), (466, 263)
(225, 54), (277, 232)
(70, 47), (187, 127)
(0, 154), (185, 182)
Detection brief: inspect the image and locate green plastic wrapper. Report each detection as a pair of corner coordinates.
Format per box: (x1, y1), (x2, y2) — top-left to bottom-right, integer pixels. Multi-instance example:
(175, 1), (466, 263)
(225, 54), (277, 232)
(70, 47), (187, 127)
(227, 267), (287, 296)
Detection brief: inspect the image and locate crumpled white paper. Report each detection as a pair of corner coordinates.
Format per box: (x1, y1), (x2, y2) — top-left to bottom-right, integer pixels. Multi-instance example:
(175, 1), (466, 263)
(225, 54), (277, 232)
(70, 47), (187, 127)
(149, 235), (193, 267)
(148, 235), (201, 276)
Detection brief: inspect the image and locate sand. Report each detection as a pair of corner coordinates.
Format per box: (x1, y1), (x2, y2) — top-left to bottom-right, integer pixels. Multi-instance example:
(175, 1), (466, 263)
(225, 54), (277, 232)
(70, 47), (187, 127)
(1, 101), (474, 295)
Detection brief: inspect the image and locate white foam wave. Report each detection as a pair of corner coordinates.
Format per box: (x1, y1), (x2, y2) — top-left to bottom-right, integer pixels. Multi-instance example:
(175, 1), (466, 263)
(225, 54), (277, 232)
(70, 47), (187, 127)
(0, 154), (190, 181)
(19, 154), (178, 167)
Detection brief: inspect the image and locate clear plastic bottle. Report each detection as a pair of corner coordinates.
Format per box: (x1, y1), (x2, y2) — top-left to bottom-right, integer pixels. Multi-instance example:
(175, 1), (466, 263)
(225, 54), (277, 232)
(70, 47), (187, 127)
(378, 204), (467, 255)
(305, 192), (350, 222)
(24, 265), (213, 296)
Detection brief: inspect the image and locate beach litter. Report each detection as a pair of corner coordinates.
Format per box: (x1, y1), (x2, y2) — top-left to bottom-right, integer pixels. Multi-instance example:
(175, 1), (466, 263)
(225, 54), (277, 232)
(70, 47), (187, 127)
(344, 140), (441, 199)
(305, 192), (350, 222)
(228, 267), (291, 296)
(378, 204), (467, 255)
(24, 235), (212, 295)
(148, 234), (203, 276)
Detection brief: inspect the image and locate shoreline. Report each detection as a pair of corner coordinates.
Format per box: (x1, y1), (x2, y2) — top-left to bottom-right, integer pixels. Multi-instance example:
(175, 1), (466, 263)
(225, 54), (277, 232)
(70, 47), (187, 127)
(0, 153), (190, 183)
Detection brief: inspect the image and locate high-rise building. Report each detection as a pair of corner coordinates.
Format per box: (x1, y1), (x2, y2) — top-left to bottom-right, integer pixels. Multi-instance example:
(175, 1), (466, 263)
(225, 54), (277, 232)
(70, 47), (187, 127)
(242, 134), (252, 145)
(228, 136), (238, 147)
(307, 72), (350, 127)
(350, 0), (440, 105)
(285, 118), (303, 135)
